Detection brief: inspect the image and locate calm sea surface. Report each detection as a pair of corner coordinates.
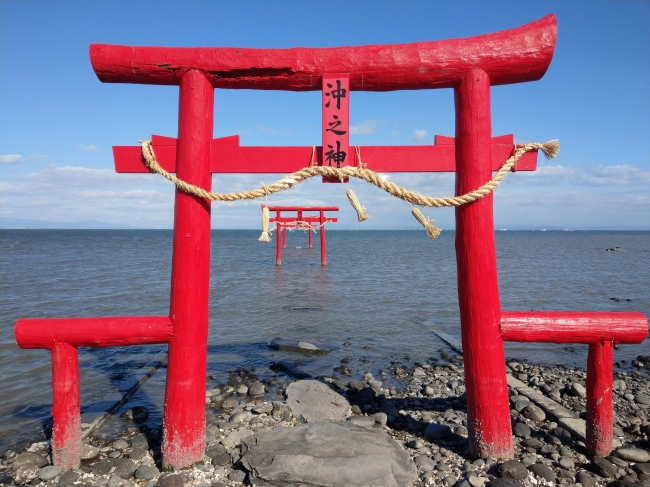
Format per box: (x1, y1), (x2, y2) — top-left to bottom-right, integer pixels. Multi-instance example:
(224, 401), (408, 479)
(0, 230), (648, 450)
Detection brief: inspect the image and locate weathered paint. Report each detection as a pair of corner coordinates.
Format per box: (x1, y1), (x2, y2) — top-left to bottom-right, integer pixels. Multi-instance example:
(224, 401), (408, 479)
(454, 68), (513, 458)
(51, 343), (81, 469)
(586, 341), (614, 456)
(90, 15), (557, 89)
(162, 69), (213, 469)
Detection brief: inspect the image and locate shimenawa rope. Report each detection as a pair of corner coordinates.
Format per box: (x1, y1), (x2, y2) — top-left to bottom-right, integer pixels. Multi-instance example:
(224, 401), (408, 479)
(140, 139), (559, 238)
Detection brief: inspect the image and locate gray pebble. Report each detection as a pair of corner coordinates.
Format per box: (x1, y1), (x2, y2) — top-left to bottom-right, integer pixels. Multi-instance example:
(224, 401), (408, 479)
(522, 404), (546, 422)
(424, 423), (452, 440)
(92, 459), (115, 476)
(130, 435), (149, 451)
(227, 470), (246, 482)
(442, 475), (457, 486)
(487, 479), (525, 487)
(13, 465), (40, 485)
(592, 456), (617, 478)
(248, 381), (265, 397)
(512, 422), (531, 438)
(616, 447), (650, 463)
(497, 460), (528, 480)
(112, 458), (138, 480)
(576, 471), (596, 487)
(129, 448), (147, 461)
(156, 473), (184, 487)
(135, 466), (160, 481)
(558, 457), (575, 469)
(12, 452), (49, 471)
(58, 471), (80, 487)
(39, 466), (62, 481)
(636, 395), (650, 405)
(528, 463), (556, 482)
(414, 455), (436, 472)
(112, 439), (129, 451)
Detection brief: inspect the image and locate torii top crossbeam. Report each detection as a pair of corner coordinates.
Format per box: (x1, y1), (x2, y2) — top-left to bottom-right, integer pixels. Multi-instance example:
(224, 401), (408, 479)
(90, 15), (556, 90)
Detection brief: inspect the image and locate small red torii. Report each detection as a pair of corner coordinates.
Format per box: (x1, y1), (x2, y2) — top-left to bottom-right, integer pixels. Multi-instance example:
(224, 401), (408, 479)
(262, 205), (339, 266)
(13, 14), (648, 471)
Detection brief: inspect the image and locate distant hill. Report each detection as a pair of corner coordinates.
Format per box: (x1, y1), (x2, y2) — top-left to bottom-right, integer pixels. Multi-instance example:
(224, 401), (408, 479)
(0, 217), (133, 229)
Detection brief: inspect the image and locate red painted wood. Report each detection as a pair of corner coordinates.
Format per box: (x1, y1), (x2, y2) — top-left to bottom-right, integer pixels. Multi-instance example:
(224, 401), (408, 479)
(15, 316), (173, 349)
(309, 227), (313, 248)
(113, 139), (537, 174)
(283, 224), (287, 248)
(586, 341), (614, 456)
(51, 343), (81, 469)
(270, 217), (338, 223)
(500, 312), (648, 344)
(265, 206), (339, 212)
(90, 15), (556, 90)
(163, 70), (213, 469)
(454, 69), (513, 458)
(276, 223), (282, 266)
(152, 134), (240, 147)
(320, 211), (326, 266)
(322, 74), (350, 173)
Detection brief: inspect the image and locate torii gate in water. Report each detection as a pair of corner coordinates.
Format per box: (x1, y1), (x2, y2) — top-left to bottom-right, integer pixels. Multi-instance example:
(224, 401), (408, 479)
(14, 13), (648, 470)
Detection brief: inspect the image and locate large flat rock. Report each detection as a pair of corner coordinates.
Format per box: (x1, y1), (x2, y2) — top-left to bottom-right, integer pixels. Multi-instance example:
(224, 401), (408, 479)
(269, 337), (340, 356)
(286, 380), (350, 423)
(241, 420), (417, 487)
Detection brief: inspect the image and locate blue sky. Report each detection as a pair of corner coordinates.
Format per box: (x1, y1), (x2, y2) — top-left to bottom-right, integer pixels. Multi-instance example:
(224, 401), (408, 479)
(1, 1), (648, 229)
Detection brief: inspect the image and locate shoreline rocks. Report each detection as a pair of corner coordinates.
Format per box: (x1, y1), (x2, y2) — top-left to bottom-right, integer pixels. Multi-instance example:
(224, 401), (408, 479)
(1, 354), (648, 487)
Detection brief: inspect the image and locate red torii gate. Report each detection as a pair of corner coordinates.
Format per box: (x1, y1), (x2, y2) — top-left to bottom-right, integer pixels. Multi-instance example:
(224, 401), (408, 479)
(264, 205), (338, 266)
(13, 13), (648, 470)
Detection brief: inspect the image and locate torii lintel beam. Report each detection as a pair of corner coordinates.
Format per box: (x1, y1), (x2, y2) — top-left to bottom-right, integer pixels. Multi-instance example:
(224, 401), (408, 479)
(90, 15), (556, 90)
(113, 134), (538, 174)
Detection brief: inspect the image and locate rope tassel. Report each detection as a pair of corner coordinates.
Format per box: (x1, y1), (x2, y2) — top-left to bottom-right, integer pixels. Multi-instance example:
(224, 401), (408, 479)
(412, 207), (441, 239)
(259, 207), (272, 242)
(346, 188), (369, 222)
(539, 139), (560, 160)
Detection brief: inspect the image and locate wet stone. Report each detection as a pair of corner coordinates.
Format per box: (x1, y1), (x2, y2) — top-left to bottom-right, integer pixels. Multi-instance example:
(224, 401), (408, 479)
(487, 479), (525, 487)
(135, 465), (159, 480)
(424, 423), (452, 440)
(616, 448), (650, 463)
(528, 463), (555, 482)
(39, 466), (62, 482)
(120, 406), (149, 422)
(221, 398), (238, 411)
(113, 458), (138, 479)
(592, 456), (618, 478)
(113, 439), (129, 451)
(576, 471), (597, 487)
(248, 381), (265, 397)
(498, 460), (528, 480)
(252, 402), (272, 414)
(128, 447), (147, 461)
(512, 423), (531, 438)
(14, 465), (40, 485)
(58, 471), (80, 487)
(92, 459), (114, 476)
(522, 405), (546, 422)
(12, 452), (48, 471)
(156, 473), (184, 487)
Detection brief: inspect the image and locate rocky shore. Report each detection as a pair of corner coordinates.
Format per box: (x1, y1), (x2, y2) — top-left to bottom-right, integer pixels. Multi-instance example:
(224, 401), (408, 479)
(2, 352), (649, 487)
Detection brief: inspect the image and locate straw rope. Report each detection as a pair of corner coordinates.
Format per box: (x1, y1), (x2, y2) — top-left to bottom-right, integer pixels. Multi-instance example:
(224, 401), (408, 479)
(140, 139), (559, 208)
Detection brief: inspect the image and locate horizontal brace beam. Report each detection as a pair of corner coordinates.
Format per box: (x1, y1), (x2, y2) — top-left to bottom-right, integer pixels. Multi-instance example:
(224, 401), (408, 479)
(90, 15), (556, 90)
(114, 137), (537, 174)
(271, 218), (338, 223)
(15, 316), (174, 349)
(500, 311), (648, 345)
(264, 206), (339, 211)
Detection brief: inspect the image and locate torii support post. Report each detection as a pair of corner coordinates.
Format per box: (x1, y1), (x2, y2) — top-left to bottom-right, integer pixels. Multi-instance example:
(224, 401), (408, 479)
(164, 69), (213, 468)
(320, 210), (327, 266)
(266, 206), (338, 266)
(308, 227), (313, 248)
(455, 69), (512, 457)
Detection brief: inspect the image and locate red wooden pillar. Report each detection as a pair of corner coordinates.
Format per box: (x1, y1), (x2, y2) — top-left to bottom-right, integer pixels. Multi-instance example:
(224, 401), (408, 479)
(163, 69), (213, 469)
(283, 224), (287, 248)
(454, 68), (513, 458)
(308, 226), (313, 248)
(276, 223), (282, 266)
(51, 343), (81, 469)
(320, 211), (326, 266)
(586, 340), (614, 455)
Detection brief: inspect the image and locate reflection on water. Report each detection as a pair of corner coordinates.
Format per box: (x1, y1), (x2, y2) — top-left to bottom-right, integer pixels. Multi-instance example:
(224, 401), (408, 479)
(0, 229), (648, 450)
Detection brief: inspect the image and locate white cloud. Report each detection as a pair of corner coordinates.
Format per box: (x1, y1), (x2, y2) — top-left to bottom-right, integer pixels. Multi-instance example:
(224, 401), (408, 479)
(413, 129), (427, 143)
(78, 144), (99, 152)
(0, 154), (23, 163)
(350, 119), (385, 135)
(258, 125), (278, 134)
(505, 164), (650, 187)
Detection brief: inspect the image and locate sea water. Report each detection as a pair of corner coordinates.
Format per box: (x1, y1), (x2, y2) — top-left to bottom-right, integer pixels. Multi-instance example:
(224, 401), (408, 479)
(0, 230), (647, 450)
